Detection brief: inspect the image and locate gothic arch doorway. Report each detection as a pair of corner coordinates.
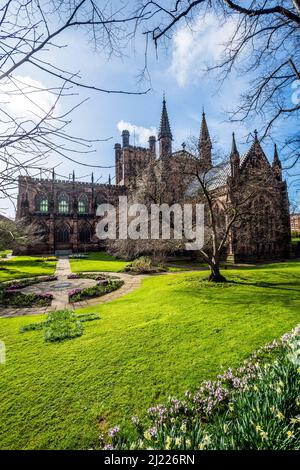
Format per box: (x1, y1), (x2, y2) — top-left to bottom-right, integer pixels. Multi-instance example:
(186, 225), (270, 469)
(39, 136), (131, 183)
(55, 223), (71, 251)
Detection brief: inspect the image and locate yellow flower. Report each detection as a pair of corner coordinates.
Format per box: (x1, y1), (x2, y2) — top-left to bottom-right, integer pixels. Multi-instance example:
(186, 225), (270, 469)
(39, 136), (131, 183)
(255, 424), (262, 432)
(175, 437), (182, 447)
(260, 431), (268, 440)
(143, 431), (151, 440)
(287, 431), (294, 439)
(228, 403), (234, 412)
(165, 436), (172, 450)
(180, 423), (187, 433)
(185, 439), (191, 448)
(276, 411), (284, 421)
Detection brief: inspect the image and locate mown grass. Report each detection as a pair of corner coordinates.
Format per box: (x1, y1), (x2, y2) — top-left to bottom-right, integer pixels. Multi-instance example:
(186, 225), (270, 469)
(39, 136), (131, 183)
(70, 251), (128, 273)
(0, 256), (56, 282)
(0, 261), (299, 449)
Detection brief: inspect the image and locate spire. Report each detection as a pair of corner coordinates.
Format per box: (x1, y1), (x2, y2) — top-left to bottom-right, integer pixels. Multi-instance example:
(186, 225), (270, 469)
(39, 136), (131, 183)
(272, 143), (282, 181)
(108, 174), (111, 185)
(158, 95), (172, 158)
(254, 129), (258, 142)
(158, 95), (172, 140)
(72, 170), (75, 182)
(231, 132), (239, 156)
(198, 110), (212, 168)
(91, 172), (94, 184)
(230, 132), (240, 178)
(273, 143), (281, 166)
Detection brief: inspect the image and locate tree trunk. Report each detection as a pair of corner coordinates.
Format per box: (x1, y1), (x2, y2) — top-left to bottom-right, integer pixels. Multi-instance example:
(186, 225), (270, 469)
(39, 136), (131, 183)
(208, 263), (227, 282)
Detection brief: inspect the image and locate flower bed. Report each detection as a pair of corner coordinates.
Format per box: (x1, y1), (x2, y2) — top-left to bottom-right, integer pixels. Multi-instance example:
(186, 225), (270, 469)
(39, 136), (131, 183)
(1, 289), (53, 307)
(3, 275), (57, 290)
(68, 254), (88, 259)
(34, 256), (57, 262)
(68, 279), (123, 303)
(100, 325), (300, 450)
(67, 273), (107, 280)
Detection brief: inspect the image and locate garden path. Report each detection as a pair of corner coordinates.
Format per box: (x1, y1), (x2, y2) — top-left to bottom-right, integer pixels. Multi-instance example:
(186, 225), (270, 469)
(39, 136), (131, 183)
(0, 257), (144, 318)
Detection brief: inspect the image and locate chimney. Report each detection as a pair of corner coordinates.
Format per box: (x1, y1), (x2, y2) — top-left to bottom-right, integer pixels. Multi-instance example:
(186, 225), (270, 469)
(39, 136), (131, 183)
(121, 130), (130, 148)
(149, 135), (156, 154)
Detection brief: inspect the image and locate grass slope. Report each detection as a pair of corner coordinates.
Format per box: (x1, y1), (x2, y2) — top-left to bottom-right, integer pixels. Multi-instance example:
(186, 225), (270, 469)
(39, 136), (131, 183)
(70, 251), (128, 273)
(0, 256), (56, 282)
(0, 262), (299, 449)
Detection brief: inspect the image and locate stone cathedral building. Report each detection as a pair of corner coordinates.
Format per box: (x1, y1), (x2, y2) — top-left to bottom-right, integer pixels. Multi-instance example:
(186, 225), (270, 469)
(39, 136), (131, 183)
(16, 98), (291, 259)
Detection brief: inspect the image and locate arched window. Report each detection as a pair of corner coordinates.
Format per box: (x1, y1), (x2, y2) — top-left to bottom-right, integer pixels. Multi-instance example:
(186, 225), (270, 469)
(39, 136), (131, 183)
(56, 223), (70, 243)
(36, 193), (48, 212)
(79, 225), (91, 243)
(58, 194), (69, 213)
(78, 194), (88, 214)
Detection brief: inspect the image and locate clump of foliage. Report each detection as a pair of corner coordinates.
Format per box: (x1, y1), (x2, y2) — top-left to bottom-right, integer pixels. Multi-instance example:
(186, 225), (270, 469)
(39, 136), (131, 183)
(68, 254), (88, 259)
(123, 257), (167, 274)
(34, 257), (57, 262)
(44, 310), (83, 342)
(100, 325), (300, 450)
(20, 310), (100, 342)
(68, 279), (123, 303)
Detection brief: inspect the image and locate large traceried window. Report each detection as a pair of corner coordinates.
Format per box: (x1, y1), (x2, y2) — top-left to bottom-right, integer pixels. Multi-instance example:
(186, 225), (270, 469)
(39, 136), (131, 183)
(36, 194), (48, 212)
(78, 194), (88, 214)
(58, 194), (69, 213)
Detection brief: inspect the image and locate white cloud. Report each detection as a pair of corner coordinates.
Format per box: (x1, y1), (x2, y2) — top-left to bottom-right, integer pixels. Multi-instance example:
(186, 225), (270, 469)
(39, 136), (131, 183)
(117, 120), (157, 146)
(0, 75), (59, 121)
(169, 13), (236, 87)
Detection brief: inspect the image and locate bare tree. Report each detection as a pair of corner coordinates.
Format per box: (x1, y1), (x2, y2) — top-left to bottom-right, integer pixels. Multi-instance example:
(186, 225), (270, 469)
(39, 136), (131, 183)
(131, 1), (299, 168)
(0, 217), (42, 252)
(0, 0), (150, 212)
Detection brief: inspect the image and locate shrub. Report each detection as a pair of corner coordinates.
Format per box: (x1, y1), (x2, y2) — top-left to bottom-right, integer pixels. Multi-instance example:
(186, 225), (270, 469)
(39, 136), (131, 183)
(99, 325), (300, 450)
(123, 257), (167, 274)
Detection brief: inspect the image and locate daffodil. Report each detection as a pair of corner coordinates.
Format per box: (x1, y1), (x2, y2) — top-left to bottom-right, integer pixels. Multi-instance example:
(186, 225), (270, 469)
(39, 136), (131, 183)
(276, 411), (284, 421)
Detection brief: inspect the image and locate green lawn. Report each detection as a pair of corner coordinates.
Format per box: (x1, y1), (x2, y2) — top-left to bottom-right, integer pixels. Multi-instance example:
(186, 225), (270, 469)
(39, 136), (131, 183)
(0, 261), (300, 449)
(0, 256), (56, 282)
(70, 251), (129, 273)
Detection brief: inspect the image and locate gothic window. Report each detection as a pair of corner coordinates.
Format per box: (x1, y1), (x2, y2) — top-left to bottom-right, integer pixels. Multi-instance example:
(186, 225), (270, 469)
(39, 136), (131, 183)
(78, 194), (88, 214)
(56, 223), (70, 243)
(36, 193), (48, 212)
(79, 225), (91, 243)
(58, 194), (69, 213)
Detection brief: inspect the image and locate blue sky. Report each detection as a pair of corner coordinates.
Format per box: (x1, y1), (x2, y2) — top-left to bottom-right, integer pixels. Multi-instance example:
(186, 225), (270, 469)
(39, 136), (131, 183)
(3, 11), (299, 215)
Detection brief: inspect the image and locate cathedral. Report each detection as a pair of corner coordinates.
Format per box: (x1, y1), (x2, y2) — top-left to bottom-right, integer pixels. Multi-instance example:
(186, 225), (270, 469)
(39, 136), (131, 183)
(16, 98), (291, 259)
